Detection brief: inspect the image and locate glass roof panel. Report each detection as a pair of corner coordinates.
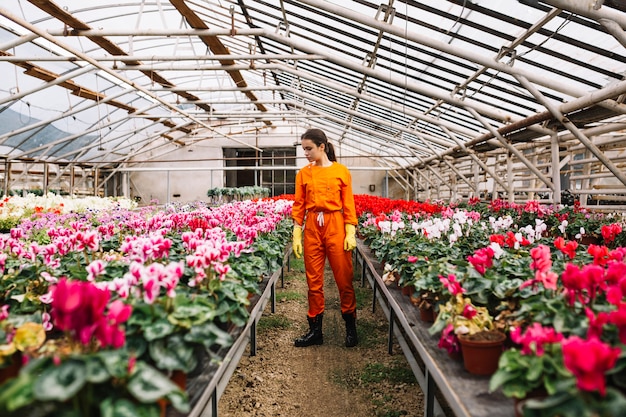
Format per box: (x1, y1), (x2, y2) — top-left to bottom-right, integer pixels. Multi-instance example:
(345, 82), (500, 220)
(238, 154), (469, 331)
(0, 0), (623, 170)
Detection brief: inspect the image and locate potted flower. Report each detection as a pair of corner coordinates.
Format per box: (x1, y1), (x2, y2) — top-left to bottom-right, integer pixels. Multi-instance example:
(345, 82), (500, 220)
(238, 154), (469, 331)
(0, 305), (46, 384)
(430, 273), (506, 375)
(0, 278), (189, 416)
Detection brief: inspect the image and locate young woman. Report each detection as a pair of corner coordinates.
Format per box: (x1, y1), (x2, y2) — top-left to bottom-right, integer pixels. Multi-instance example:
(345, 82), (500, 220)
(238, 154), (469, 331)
(291, 128), (358, 348)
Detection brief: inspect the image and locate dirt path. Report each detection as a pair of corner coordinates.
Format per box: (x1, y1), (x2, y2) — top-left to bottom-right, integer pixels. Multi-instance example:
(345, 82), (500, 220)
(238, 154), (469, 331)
(218, 258), (424, 417)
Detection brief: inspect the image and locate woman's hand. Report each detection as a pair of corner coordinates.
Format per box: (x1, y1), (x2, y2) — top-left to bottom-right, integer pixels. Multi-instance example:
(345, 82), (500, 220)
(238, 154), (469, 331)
(344, 224), (357, 251)
(292, 225), (303, 258)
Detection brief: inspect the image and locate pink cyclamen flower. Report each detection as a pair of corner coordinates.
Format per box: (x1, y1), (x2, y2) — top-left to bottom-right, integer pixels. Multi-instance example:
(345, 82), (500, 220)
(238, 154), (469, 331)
(530, 244), (552, 273)
(562, 335), (620, 396)
(407, 255), (418, 263)
(467, 246), (494, 275)
(510, 322), (563, 356)
(609, 302), (626, 344)
(439, 274), (465, 296)
(462, 304), (477, 320)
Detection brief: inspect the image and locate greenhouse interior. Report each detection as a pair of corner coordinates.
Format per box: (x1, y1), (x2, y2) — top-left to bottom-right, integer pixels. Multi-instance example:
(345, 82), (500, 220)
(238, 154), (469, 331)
(1, 1), (626, 417)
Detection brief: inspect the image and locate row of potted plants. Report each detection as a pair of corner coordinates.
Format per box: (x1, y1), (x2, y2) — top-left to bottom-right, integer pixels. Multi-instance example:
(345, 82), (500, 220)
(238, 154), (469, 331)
(0, 194), (293, 416)
(357, 195), (626, 417)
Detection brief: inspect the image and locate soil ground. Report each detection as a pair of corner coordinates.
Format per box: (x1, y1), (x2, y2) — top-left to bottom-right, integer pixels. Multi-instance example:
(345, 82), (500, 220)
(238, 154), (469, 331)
(218, 257), (425, 417)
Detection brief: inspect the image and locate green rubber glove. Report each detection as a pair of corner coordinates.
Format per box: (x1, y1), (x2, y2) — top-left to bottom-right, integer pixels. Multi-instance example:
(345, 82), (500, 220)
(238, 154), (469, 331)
(292, 225), (303, 258)
(344, 224), (357, 251)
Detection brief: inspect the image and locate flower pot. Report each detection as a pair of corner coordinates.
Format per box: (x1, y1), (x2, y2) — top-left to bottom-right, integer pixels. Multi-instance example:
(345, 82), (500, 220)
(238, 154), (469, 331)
(159, 370), (187, 417)
(513, 387), (548, 417)
(458, 330), (506, 376)
(578, 235), (601, 245)
(401, 284), (413, 297)
(0, 352), (22, 385)
(419, 305), (435, 323)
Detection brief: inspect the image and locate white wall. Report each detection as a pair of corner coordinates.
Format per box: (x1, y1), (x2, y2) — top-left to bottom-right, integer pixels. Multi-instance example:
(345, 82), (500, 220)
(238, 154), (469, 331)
(129, 124), (390, 204)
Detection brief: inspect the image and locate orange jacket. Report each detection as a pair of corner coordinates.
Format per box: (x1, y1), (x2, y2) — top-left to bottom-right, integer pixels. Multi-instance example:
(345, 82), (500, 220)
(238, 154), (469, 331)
(292, 162), (357, 227)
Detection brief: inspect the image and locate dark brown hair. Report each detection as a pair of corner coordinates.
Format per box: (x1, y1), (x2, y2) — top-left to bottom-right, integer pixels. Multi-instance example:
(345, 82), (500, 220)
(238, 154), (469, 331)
(301, 128), (336, 162)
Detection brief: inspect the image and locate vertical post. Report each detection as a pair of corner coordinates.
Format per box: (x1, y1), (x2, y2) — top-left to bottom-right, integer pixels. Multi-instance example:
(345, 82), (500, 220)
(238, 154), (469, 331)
(424, 368), (435, 417)
(43, 162), (49, 195)
(388, 309), (395, 355)
(3, 160), (9, 196)
(70, 165), (75, 197)
(551, 133), (562, 204)
(507, 152), (514, 203)
(94, 167), (99, 197)
(473, 159), (480, 198)
(167, 170), (171, 205)
(212, 386), (218, 417)
(385, 170), (389, 198)
(250, 319), (257, 356)
(581, 150), (591, 206)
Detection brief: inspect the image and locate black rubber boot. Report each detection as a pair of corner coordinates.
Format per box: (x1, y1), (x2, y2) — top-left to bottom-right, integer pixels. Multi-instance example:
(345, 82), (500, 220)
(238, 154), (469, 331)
(342, 312), (358, 348)
(294, 313), (323, 347)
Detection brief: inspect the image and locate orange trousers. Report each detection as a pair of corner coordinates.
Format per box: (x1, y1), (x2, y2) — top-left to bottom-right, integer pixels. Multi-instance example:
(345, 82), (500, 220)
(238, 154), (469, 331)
(303, 210), (356, 318)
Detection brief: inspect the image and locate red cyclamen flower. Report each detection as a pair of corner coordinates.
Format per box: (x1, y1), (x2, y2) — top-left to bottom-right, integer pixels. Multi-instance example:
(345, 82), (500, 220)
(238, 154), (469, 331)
(467, 247), (495, 275)
(562, 336), (620, 396)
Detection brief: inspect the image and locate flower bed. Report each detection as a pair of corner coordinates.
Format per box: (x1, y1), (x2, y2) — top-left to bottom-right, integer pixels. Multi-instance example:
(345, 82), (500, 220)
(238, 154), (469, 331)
(0, 195), (292, 416)
(357, 196), (626, 416)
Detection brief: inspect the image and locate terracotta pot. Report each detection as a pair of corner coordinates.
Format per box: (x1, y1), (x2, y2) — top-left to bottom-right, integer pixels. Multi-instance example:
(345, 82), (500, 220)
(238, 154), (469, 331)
(158, 370), (187, 417)
(458, 331), (506, 376)
(419, 305), (435, 323)
(401, 284), (413, 297)
(0, 352), (22, 385)
(579, 235), (601, 246)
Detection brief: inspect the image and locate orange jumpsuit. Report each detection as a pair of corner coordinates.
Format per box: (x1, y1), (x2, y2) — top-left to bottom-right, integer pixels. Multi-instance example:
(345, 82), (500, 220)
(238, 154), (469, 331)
(292, 161), (358, 318)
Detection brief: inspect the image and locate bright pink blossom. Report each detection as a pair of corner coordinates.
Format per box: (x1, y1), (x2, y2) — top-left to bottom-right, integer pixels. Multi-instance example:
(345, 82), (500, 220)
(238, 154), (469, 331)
(438, 323), (461, 355)
(609, 302), (626, 344)
(562, 336), (620, 396)
(462, 304), (477, 320)
(530, 245), (552, 273)
(407, 255), (418, 263)
(439, 274), (465, 296)
(50, 278), (131, 349)
(510, 323), (563, 356)
(467, 247), (495, 275)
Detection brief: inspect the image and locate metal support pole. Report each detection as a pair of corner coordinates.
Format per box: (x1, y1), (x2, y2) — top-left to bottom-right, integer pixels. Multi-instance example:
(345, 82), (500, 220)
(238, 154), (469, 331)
(388, 309), (395, 355)
(250, 319), (257, 357)
(424, 368), (436, 417)
(550, 133), (562, 204)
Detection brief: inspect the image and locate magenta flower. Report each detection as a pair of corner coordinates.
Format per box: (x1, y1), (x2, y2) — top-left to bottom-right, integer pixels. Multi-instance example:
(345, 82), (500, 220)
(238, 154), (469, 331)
(510, 323), (563, 356)
(407, 255), (418, 263)
(530, 244), (552, 273)
(467, 246), (495, 275)
(462, 304), (477, 319)
(438, 323), (461, 355)
(50, 278), (131, 349)
(439, 273), (465, 296)
(562, 336), (620, 396)
(608, 302), (626, 344)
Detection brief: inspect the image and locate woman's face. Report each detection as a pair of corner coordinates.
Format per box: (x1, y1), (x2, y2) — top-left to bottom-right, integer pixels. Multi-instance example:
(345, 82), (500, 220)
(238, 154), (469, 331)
(301, 138), (325, 163)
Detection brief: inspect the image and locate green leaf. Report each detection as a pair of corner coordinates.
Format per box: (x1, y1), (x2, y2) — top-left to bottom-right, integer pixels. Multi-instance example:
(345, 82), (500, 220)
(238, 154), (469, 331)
(34, 359), (86, 402)
(148, 334), (197, 372)
(100, 397), (160, 417)
(85, 355), (110, 383)
(0, 372), (36, 412)
(185, 321), (233, 352)
(144, 319), (175, 341)
(98, 350), (131, 379)
(126, 363), (181, 403)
